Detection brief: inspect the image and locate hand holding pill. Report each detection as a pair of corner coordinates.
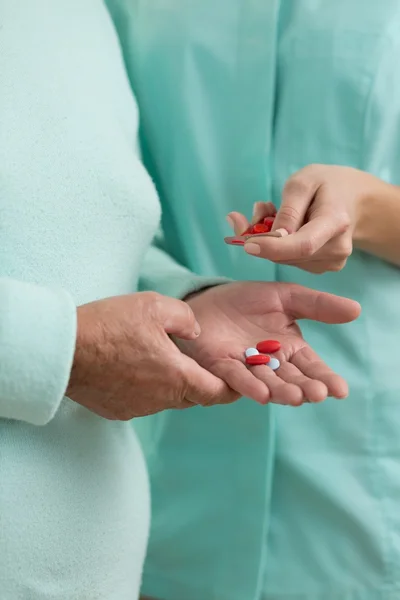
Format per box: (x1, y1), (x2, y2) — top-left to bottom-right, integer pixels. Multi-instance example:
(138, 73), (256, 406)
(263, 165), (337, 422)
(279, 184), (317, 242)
(225, 165), (387, 273)
(177, 282), (361, 406)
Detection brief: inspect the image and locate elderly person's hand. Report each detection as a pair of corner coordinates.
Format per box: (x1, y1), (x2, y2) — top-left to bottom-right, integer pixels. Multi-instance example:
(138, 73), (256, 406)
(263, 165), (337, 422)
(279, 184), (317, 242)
(227, 165), (398, 272)
(178, 282), (361, 406)
(67, 292), (238, 419)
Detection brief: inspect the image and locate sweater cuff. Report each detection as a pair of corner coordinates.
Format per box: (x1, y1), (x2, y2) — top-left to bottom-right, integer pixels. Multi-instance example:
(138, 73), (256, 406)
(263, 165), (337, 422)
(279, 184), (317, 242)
(164, 273), (231, 302)
(0, 279), (77, 425)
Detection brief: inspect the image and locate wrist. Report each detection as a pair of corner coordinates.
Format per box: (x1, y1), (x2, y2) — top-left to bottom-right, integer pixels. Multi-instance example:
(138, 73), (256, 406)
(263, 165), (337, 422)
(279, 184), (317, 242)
(352, 179), (395, 248)
(66, 305), (93, 398)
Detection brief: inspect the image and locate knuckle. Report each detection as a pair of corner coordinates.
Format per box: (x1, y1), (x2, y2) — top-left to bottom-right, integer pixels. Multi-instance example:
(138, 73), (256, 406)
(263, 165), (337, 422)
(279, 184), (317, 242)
(299, 237), (317, 258)
(284, 175), (312, 199)
(328, 259), (348, 272)
(143, 290), (162, 304)
(278, 204), (303, 224)
(338, 239), (353, 259)
(336, 212), (352, 233)
(142, 291), (164, 317)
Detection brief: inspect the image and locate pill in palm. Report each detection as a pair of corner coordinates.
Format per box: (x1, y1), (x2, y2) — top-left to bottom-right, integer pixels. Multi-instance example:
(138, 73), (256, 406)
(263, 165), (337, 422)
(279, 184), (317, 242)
(246, 354), (271, 366)
(256, 339), (281, 353)
(268, 357), (280, 370)
(245, 347), (259, 358)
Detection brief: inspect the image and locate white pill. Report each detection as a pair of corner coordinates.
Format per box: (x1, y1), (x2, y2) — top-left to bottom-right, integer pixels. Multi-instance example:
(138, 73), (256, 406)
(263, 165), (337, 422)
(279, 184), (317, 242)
(245, 347), (259, 358)
(269, 357), (280, 371)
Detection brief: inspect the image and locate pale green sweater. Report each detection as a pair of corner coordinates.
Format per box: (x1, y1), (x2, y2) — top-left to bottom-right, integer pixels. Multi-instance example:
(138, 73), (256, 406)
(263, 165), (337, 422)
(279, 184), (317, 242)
(0, 2), (213, 598)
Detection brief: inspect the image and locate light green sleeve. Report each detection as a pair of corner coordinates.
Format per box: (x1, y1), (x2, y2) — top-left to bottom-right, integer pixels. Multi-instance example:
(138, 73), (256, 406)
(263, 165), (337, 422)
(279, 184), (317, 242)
(139, 230), (230, 299)
(0, 278), (77, 426)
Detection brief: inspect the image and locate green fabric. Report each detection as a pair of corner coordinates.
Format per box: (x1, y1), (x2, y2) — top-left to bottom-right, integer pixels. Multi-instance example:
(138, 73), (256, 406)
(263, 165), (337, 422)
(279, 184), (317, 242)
(0, 1), (215, 598)
(0, 279), (76, 425)
(139, 229), (230, 299)
(107, 1), (400, 599)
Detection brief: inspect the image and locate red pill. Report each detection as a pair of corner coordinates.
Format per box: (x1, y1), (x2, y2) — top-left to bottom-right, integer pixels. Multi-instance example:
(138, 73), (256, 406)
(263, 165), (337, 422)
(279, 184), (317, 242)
(241, 225), (255, 235)
(241, 216), (267, 236)
(263, 217), (275, 225)
(252, 223), (270, 234)
(230, 239), (245, 245)
(256, 340), (281, 353)
(263, 220), (274, 232)
(245, 354), (271, 366)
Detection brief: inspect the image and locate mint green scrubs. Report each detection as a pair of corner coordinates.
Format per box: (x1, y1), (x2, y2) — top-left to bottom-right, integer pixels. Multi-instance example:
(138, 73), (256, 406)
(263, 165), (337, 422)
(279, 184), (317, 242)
(108, 1), (400, 598)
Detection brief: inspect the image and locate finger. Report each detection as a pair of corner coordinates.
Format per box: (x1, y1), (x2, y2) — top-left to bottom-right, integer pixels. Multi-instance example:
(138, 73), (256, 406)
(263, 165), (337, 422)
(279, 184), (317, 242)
(251, 201), (277, 224)
(277, 284), (361, 324)
(295, 259), (348, 274)
(157, 295), (202, 340)
(272, 169), (322, 233)
(224, 229), (285, 247)
(273, 258), (348, 273)
(291, 346), (349, 399)
(181, 355), (239, 406)
(212, 359), (270, 405)
(174, 399), (202, 409)
(245, 215), (339, 262)
(249, 363), (304, 406)
(310, 232), (353, 262)
(273, 232), (352, 267)
(226, 212), (249, 236)
(277, 361), (328, 403)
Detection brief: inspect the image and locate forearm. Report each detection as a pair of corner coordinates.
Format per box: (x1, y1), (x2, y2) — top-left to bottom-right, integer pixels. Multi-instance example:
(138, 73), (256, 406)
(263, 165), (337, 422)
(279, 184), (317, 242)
(353, 181), (400, 266)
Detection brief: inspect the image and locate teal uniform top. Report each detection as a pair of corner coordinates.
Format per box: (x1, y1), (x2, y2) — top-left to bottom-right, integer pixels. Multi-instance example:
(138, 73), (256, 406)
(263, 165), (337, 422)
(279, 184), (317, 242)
(0, 2), (217, 598)
(107, 1), (400, 599)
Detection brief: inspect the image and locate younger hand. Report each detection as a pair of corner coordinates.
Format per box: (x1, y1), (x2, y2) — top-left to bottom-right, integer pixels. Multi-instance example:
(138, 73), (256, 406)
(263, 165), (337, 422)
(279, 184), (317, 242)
(228, 165), (386, 273)
(67, 292), (237, 420)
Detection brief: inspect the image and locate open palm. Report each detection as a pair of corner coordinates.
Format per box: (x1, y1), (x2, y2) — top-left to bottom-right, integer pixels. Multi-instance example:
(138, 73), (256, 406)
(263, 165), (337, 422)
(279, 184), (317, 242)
(178, 282), (361, 406)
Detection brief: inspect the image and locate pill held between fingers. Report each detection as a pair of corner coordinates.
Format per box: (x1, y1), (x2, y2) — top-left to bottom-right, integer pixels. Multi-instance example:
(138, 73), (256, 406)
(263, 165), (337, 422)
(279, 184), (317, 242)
(245, 347), (259, 358)
(247, 228), (289, 240)
(224, 236), (246, 245)
(252, 223), (270, 234)
(246, 354), (271, 366)
(243, 215), (271, 235)
(263, 217), (275, 226)
(268, 357), (281, 371)
(256, 340), (281, 353)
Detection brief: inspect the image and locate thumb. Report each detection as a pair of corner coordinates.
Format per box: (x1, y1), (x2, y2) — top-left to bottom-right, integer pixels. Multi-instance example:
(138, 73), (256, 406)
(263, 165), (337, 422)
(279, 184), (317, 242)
(272, 172), (321, 233)
(180, 355), (237, 406)
(281, 284), (361, 324)
(156, 295), (202, 340)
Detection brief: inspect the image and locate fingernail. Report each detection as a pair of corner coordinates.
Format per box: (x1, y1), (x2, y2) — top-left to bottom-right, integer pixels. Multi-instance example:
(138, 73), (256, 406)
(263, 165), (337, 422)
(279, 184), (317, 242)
(224, 236), (246, 245)
(193, 321), (201, 337)
(226, 214), (235, 229)
(251, 202), (264, 224)
(244, 242), (261, 256)
(274, 228), (289, 237)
